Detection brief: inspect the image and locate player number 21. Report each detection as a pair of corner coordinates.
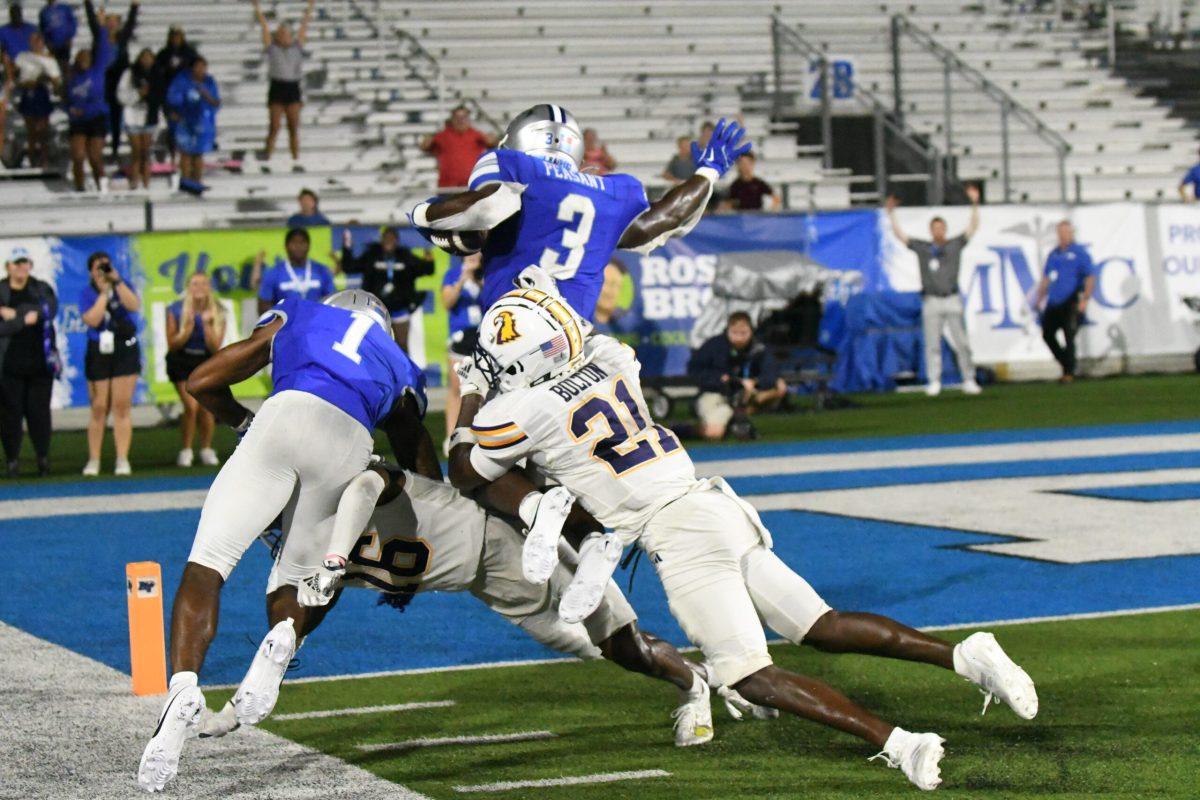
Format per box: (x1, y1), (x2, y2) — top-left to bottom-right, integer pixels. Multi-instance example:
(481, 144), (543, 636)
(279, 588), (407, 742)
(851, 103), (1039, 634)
(539, 193), (595, 280)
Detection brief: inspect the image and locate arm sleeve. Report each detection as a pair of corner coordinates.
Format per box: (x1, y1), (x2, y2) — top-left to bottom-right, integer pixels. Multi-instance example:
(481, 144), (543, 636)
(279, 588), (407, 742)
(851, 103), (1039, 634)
(467, 400), (538, 481)
(254, 297), (294, 328)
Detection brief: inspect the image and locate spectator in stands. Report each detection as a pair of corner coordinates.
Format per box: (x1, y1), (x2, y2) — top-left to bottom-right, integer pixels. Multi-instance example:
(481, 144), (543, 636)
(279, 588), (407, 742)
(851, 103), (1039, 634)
(1178, 148), (1200, 200)
(0, 4), (37, 62)
(1035, 220), (1094, 383)
(687, 311), (787, 441)
(662, 136), (694, 184)
(419, 104), (497, 189)
(14, 31), (60, 168)
(165, 272), (224, 468)
(886, 186), (982, 397)
(151, 25), (197, 162)
(102, 0), (138, 158)
(38, 0), (75, 76)
(0, 246), (59, 478)
(287, 187), (329, 227)
(167, 55), (219, 195)
(440, 252), (482, 451)
(118, 47), (155, 189)
(340, 225), (434, 348)
(79, 250), (141, 476)
(66, 0), (111, 192)
(581, 127), (616, 174)
(256, 228), (335, 313)
(722, 152), (780, 211)
(254, 0), (313, 163)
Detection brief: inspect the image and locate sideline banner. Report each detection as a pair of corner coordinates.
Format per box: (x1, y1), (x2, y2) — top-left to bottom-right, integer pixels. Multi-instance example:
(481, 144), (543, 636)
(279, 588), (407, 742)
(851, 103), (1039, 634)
(884, 203), (1195, 369)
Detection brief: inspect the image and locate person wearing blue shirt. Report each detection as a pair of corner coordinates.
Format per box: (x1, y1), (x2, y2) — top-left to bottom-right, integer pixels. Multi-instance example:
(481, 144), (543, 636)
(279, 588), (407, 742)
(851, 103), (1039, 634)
(38, 0), (76, 73)
(66, 0), (111, 192)
(285, 188), (331, 228)
(0, 4), (38, 60)
(440, 252), (483, 447)
(138, 291), (439, 793)
(1035, 221), (1095, 382)
(1179, 149), (1200, 200)
(256, 228), (336, 313)
(167, 55), (219, 194)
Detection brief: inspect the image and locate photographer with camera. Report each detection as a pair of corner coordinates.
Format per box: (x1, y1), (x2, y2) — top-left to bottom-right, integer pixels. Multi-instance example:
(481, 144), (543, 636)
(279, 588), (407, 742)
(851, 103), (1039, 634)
(79, 251), (141, 476)
(339, 225), (434, 350)
(687, 311), (787, 441)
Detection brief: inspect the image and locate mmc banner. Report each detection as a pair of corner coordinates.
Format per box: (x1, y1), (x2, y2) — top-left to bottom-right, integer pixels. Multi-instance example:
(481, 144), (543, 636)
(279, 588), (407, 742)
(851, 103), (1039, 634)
(2, 204), (1198, 408)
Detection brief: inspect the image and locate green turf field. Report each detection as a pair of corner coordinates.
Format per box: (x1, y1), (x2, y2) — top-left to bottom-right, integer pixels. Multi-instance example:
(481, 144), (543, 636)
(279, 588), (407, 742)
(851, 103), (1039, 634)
(5, 372), (1197, 483)
(204, 609), (1197, 799)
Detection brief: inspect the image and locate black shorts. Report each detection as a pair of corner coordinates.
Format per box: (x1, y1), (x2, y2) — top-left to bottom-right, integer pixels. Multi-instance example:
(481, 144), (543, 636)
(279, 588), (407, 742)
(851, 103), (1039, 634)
(165, 350), (210, 384)
(85, 339), (142, 382)
(268, 79), (303, 106)
(68, 115), (108, 139)
(448, 327), (479, 358)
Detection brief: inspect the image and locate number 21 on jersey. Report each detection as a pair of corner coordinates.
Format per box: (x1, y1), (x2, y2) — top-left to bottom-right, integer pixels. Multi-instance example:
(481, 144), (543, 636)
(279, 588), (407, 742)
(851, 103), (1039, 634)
(568, 377), (680, 476)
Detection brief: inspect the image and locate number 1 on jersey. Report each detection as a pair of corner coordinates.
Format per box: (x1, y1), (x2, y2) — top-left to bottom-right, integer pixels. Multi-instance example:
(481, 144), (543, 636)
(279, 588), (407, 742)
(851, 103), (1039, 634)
(331, 313), (376, 364)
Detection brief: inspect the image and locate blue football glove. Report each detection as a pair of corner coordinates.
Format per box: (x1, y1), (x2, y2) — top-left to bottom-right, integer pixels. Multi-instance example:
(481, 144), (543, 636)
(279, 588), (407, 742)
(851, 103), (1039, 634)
(690, 118), (752, 178)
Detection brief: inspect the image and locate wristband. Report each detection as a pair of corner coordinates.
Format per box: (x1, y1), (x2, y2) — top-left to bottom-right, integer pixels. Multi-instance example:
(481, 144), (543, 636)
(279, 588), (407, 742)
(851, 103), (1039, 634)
(410, 202), (431, 228)
(694, 166), (720, 184)
(448, 426), (478, 451)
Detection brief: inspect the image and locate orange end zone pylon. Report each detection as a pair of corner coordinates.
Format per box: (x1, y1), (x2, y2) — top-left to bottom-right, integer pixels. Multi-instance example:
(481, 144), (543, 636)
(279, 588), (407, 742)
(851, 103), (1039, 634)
(126, 561), (168, 696)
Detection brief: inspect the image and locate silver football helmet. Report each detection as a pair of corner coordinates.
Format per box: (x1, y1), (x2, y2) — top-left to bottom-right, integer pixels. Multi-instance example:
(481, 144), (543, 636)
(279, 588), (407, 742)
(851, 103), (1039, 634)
(322, 289), (391, 338)
(500, 104), (584, 168)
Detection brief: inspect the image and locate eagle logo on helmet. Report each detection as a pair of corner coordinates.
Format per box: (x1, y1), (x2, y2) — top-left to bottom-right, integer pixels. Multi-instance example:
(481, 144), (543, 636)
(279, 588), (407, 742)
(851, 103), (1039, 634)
(493, 310), (521, 345)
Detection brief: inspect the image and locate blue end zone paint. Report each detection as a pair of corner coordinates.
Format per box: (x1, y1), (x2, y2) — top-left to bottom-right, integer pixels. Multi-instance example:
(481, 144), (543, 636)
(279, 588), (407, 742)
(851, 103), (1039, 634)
(0, 474), (215, 500)
(3, 423), (1198, 683)
(1061, 482), (1200, 502)
(688, 419), (1200, 462)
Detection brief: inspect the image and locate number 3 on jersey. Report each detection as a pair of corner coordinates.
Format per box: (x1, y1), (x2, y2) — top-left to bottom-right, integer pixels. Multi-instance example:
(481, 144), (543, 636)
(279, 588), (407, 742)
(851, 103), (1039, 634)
(539, 193), (595, 280)
(569, 377), (680, 476)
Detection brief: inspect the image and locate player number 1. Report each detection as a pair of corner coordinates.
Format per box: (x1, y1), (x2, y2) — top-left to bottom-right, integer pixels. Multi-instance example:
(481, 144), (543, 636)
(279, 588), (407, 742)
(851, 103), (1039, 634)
(331, 313), (375, 364)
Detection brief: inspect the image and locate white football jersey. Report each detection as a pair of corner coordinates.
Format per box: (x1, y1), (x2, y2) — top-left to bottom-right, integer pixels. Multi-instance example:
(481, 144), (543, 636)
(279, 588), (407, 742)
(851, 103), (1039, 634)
(469, 334), (701, 537)
(343, 472), (487, 595)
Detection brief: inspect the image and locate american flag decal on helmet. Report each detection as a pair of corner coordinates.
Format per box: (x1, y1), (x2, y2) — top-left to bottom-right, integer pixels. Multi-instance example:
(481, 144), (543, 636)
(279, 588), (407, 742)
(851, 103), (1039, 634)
(540, 333), (568, 360)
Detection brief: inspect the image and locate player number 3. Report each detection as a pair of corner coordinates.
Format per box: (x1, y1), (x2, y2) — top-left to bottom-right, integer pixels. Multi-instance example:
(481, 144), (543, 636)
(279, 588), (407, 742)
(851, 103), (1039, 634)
(539, 193), (595, 280)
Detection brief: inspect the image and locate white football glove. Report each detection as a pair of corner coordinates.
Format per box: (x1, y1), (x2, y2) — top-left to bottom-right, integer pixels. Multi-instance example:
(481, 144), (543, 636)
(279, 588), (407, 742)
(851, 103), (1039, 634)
(297, 557), (346, 607)
(455, 355), (487, 399)
(717, 685), (780, 721)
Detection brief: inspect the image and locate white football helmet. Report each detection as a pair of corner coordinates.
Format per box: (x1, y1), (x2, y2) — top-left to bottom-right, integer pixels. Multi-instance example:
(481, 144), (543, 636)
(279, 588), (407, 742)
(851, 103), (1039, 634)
(475, 288), (588, 393)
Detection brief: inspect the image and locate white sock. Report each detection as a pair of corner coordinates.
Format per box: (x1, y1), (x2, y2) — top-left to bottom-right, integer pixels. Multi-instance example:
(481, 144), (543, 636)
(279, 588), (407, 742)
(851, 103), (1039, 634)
(517, 492), (542, 528)
(683, 671), (706, 700)
(169, 671), (198, 692)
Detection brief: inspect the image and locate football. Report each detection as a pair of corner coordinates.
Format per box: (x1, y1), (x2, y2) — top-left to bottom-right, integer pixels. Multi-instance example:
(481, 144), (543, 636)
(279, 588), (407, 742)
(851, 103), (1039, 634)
(427, 229), (488, 256)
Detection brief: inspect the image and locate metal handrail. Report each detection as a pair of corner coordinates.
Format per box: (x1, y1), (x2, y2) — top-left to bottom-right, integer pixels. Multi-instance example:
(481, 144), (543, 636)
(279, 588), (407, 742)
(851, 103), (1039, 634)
(771, 16), (946, 203)
(891, 14), (1071, 203)
(390, 27), (504, 135)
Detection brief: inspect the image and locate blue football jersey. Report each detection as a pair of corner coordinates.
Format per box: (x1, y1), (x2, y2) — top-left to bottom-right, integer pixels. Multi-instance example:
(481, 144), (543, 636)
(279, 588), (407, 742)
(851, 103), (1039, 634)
(258, 298), (426, 431)
(468, 149), (650, 319)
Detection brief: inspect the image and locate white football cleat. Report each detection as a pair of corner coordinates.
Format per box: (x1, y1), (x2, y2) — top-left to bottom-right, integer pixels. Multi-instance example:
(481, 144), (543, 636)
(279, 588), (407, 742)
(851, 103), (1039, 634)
(672, 674), (714, 747)
(954, 632), (1038, 719)
(872, 727), (945, 791)
(558, 532), (622, 624)
(925, 381), (942, 397)
(521, 487), (575, 585)
(232, 618), (296, 725)
(137, 672), (204, 793)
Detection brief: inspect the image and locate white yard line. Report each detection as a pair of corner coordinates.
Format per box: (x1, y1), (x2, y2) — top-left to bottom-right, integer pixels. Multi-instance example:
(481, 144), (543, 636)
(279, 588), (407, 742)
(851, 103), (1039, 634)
(273, 700), (455, 721)
(357, 731), (556, 753)
(453, 769), (672, 793)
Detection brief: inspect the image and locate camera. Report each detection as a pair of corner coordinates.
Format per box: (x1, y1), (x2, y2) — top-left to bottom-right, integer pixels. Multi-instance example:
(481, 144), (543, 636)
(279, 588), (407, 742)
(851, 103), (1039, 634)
(99, 262), (114, 274)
